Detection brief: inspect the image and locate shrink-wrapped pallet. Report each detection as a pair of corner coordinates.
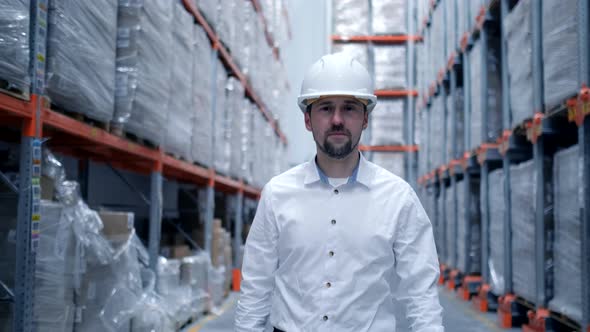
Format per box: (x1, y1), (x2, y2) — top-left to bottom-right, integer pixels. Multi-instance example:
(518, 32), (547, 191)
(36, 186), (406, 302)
(194, 0), (218, 31)
(46, 0), (117, 123)
(488, 168), (506, 295)
(332, 0), (369, 36)
(0, 0), (30, 94)
(549, 145), (582, 323)
(446, 0), (457, 55)
(510, 160), (536, 302)
(372, 0), (406, 35)
(212, 61), (228, 173)
(374, 45), (407, 90)
(191, 25), (214, 167)
(125, 0), (173, 146)
(542, 0), (582, 108)
(371, 152), (405, 179)
(164, 2), (195, 161)
(456, 179), (481, 274)
(430, 95), (444, 168)
(445, 184), (455, 267)
(469, 37), (502, 151)
(369, 100), (405, 146)
(505, 0), (533, 127)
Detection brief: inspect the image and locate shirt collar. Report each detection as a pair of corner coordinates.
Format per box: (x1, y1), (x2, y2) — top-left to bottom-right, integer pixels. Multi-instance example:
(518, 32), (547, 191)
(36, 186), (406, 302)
(304, 152), (372, 187)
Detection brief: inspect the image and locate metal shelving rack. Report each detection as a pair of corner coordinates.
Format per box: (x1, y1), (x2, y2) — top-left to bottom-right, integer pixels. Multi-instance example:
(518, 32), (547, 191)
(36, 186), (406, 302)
(0, 1), (289, 331)
(330, 0), (421, 187)
(417, 0), (590, 331)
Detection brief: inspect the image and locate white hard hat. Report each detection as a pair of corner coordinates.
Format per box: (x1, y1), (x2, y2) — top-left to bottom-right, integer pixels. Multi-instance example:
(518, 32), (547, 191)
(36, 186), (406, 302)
(297, 52), (377, 113)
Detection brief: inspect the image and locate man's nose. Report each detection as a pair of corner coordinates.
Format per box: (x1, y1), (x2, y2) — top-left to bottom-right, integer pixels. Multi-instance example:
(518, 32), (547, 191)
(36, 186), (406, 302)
(331, 108), (345, 125)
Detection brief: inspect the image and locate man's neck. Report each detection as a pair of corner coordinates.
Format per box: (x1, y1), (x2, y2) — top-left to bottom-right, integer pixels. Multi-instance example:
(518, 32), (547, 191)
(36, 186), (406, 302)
(315, 149), (360, 178)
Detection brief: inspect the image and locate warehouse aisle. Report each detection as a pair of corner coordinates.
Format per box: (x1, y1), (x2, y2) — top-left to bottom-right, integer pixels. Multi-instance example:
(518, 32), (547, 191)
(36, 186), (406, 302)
(192, 287), (521, 332)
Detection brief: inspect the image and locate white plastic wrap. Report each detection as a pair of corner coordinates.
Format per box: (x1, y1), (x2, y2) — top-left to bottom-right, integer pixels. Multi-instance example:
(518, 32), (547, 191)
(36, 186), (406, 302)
(114, 0), (142, 127)
(331, 43), (370, 74)
(430, 95), (444, 168)
(369, 100), (405, 146)
(510, 160), (536, 302)
(457, 0), (468, 37)
(46, 0), (117, 123)
(0, 0), (30, 93)
(488, 168), (506, 296)
(469, 36), (502, 151)
(372, 0), (406, 35)
(125, 0), (173, 146)
(445, 185), (454, 267)
(191, 25), (214, 167)
(431, 5), (445, 73)
(235, 1), (256, 76)
(181, 253), (211, 315)
(454, 87), (465, 159)
(374, 45), (407, 90)
(332, 0), (369, 36)
(446, 94), (453, 162)
(157, 257), (193, 326)
(549, 145), (582, 323)
(446, 0), (457, 55)
(34, 201), (75, 332)
(218, 0), (237, 52)
(131, 269), (175, 332)
(456, 181), (466, 270)
(215, 76), (241, 176)
(371, 152), (405, 178)
(504, 0), (533, 127)
(212, 60), (228, 173)
(542, 0), (581, 108)
(469, 0), (485, 29)
(164, 2), (195, 161)
(208, 265), (226, 311)
(231, 98), (254, 182)
(456, 179), (481, 274)
(195, 0), (218, 30)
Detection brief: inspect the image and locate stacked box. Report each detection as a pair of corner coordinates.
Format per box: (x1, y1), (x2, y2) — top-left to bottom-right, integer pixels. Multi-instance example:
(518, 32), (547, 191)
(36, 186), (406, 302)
(445, 185), (455, 267)
(34, 201), (76, 332)
(374, 45), (407, 90)
(369, 100), (405, 146)
(510, 160), (536, 302)
(46, 0), (117, 123)
(332, 0), (369, 36)
(114, 0), (142, 127)
(0, 0), (30, 93)
(372, 0), (406, 35)
(164, 2), (195, 161)
(191, 26), (213, 167)
(505, 0), (533, 127)
(488, 168), (506, 295)
(371, 152), (405, 179)
(549, 145), (582, 323)
(469, 36), (502, 151)
(542, 0), (581, 108)
(125, 0), (173, 146)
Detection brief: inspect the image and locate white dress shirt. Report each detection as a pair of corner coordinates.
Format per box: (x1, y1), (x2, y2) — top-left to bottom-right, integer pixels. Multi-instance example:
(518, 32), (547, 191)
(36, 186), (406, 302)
(235, 153), (444, 332)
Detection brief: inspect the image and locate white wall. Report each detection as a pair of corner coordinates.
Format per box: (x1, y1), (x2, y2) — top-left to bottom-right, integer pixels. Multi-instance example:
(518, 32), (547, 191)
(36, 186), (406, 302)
(282, 0), (330, 167)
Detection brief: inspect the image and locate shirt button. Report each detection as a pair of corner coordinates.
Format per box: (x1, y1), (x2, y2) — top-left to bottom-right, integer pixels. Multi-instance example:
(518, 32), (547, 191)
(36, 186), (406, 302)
(329, 251), (334, 257)
(323, 315), (329, 321)
(333, 189), (339, 194)
(326, 282), (331, 288)
(331, 219), (336, 225)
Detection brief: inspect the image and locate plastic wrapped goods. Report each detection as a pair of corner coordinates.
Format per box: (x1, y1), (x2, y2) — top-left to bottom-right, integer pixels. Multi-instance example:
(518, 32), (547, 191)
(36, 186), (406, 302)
(235, 1), (256, 75)
(504, 0), (533, 127)
(431, 5), (445, 73)
(157, 257), (193, 326)
(34, 201), (76, 332)
(215, 76), (240, 176)
(455, 87), (465, 159)
(218, 0), (237, 52)
(195, 0), (218, 30)
(542, 0), (581, 108)
(331, 43), (370, 74)
(457, 0), (468, 40)
(456, 179), (481, 274)
(549, 145), (582, 323)
(446, 0), (457, 55)
(369, 100), (405, 146)
(488, 168), (506, 295)
(231, 99), (254, 181)
(374, 45), (407, 90)
(430, 95), (444, 168)
(0, 0), (30, 93)
(181, 253), (211, 315)
(510, 160), (536, 302)
(46, 0), (117, 123)
(372, 0), (406, 35)
(371, 152), (405, 178)
(114, 0), (142, 127)
(124, 0), (173, 146)
(469, 0), (485, 28)
(191, 25), (213, 167)
(445, 185), (455, 267)
(332, 0), (369, 36)
(469, 36), (502, 151)
(164, 2), (195, 161)
(208, 265), (226, 310)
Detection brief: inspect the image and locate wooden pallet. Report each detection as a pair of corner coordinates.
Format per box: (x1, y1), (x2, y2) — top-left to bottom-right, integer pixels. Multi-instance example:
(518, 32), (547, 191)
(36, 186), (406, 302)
(110, 125), (159, 149)
(53, 106), (111, 131)
(0, 80), (30, 101)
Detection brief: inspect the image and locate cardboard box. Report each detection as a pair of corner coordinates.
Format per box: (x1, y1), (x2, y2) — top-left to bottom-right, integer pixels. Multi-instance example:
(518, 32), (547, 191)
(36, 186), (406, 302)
(98, 211), (134, 239)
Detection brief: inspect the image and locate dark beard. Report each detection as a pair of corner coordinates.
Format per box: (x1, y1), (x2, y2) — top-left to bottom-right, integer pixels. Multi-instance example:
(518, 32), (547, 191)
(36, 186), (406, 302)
(319, 138), (354, 159)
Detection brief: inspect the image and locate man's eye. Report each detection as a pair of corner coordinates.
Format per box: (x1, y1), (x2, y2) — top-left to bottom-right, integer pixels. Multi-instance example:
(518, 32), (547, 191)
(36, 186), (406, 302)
(320, 106), (332, 112)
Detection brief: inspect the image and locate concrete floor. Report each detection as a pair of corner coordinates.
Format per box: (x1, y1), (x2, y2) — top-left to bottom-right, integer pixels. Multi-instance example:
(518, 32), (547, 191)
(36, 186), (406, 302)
(185, 286), (521, 332)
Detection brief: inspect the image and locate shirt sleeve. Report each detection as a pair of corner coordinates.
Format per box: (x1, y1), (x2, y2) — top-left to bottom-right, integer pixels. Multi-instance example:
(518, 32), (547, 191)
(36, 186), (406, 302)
(235, 183), (279, 332)
(393, 187), (444, 332)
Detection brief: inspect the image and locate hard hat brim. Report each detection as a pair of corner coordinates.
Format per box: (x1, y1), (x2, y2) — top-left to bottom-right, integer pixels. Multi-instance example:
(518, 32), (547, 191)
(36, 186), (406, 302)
(298, 92), (377, 113)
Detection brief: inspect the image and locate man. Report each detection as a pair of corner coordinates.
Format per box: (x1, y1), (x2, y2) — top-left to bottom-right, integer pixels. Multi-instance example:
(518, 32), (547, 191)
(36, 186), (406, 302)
(235, 53), (444, 332)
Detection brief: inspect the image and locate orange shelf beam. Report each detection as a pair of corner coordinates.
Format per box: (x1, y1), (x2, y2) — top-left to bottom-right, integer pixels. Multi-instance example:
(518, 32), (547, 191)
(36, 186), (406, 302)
(0, 93), (33, 119)
(331, 35), (423, 43)
(375, 90), (419, 98)
(359, 145), (419, 152)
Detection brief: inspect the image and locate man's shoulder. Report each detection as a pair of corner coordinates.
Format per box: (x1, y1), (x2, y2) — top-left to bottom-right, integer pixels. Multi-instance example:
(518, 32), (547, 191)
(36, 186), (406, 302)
(265, 162), (309, 188)
(364, 159), (412, 190)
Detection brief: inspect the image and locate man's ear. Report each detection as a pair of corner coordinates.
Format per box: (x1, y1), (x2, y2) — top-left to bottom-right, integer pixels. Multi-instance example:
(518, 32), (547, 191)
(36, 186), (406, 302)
(304, 110), (313, 132)
(362, 110), (369, 130)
